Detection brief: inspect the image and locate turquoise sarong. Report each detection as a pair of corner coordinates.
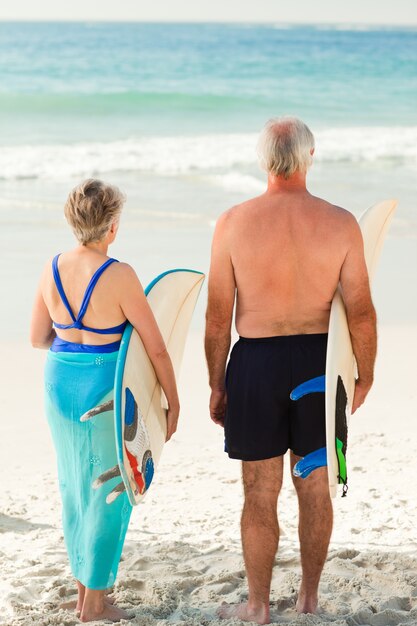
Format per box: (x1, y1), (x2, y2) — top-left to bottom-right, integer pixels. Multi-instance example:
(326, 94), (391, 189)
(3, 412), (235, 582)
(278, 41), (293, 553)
(45, 350), (132, 590)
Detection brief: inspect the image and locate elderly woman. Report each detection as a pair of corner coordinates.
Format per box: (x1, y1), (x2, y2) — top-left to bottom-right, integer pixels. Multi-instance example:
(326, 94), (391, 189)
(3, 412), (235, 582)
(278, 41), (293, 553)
(30, 179), (179, 623)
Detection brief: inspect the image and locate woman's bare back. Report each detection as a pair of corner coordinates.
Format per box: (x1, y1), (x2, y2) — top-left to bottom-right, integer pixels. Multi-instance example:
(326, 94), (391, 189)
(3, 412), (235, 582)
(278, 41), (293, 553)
(42, 249), (127, 345)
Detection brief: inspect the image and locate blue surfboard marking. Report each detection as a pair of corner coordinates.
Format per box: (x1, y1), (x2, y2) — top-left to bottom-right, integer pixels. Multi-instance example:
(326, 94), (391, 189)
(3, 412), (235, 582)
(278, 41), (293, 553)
(114, 268), (204, 505)
(144, 457), (154, 489)
(290, 375), (326, 401)
(124, 388), (136, 426)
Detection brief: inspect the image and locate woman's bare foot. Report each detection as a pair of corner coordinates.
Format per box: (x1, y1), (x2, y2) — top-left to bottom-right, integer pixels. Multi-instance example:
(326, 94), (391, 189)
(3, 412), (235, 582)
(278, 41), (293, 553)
(217, 601), (270, 624)
(105, 593), (116, 605)
(59, 600), (78, 611)
(296, 589), (318, 614)
(59, 598), (83, 613)
(80, 603), (130, 623)
(80, 588), (130, 623)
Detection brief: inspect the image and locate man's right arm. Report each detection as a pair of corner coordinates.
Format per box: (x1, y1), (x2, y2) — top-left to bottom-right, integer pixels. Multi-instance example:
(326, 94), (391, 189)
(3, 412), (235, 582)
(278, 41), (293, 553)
(339, 214), (377, 413)
(205, 211), (236, 426)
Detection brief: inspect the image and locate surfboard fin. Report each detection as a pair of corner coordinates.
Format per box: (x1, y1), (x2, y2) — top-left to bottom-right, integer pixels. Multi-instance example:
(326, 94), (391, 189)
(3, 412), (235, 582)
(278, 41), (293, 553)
(106, 482), (127, 504)
(293, 446), (327, 479)
(80, 400), (114, 422)
(93, 464), (121, 489)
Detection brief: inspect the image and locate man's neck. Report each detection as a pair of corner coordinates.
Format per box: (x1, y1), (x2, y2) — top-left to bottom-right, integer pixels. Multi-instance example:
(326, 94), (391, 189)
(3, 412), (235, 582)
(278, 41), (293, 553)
(266, 171), (308, 194)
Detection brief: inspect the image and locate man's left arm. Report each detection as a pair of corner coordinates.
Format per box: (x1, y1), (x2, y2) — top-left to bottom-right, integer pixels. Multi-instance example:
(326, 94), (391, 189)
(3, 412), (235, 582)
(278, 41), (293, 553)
(205, 212), (236, 426)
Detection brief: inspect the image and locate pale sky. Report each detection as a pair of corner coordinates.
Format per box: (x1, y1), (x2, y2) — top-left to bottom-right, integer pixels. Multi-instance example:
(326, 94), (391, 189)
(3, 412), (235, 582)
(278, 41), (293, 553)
(0, 0), (416, 25)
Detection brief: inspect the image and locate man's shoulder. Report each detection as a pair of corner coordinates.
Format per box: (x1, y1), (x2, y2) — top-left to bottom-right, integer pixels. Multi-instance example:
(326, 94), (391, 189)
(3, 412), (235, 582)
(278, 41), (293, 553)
(311, 196), (358, 225)
(217, 194), (265, 224)
(311, 198), (363, 253)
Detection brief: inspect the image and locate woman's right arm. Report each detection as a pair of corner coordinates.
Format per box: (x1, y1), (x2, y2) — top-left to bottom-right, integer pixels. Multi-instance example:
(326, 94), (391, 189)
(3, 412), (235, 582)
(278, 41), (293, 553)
(30, 264), (56, 349)
(118, 264), (180, 441)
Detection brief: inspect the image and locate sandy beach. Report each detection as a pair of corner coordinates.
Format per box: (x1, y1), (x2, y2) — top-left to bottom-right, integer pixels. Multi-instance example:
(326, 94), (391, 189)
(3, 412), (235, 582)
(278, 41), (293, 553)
(1, 324), (416, 626)
(1, 19), (416, 626)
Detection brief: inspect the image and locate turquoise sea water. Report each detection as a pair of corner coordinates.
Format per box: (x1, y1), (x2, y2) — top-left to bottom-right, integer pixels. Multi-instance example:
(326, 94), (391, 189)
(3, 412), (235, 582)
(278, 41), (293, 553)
(0, 22), (416, 333)
(1, 22), (417, 138)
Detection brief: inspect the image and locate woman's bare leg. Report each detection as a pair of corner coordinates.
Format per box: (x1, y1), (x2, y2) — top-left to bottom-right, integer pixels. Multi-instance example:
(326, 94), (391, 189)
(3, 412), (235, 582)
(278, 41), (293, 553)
(76, 580), (86, 612)
(59, 579), (85, 613)
(105, 587), (115, 604)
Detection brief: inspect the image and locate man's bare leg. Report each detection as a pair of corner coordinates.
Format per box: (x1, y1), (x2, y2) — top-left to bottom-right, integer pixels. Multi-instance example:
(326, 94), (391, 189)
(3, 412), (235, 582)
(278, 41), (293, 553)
(218, 456), (283, 625)
(291, 453), (333, 614)
(80, 588), (130, 623)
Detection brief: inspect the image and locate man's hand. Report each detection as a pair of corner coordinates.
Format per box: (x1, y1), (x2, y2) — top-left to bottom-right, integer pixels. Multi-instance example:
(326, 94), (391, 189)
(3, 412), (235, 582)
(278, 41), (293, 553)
(205, 211), (235, 422)
(351, 379), (373, 414)
(209, 389), (227, 427)
(166, 403), (180, 441)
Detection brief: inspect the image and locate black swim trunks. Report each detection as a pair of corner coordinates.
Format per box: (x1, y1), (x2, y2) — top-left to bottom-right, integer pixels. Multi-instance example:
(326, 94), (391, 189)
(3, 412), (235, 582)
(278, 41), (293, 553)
(224, 333), (328, 461)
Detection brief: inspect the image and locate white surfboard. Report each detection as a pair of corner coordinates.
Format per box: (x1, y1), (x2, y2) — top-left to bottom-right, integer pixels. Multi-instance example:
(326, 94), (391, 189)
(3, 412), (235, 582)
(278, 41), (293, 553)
(114, 269), (205, 506)
(326, 200), (397, 498)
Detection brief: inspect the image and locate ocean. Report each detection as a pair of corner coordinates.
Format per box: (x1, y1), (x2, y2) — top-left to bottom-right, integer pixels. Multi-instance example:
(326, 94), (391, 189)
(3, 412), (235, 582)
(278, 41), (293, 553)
(0, 22), (416, 335)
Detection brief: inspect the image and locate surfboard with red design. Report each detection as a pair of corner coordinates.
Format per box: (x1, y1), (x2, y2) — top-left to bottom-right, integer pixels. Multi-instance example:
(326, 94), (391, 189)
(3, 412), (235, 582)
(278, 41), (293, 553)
(114, 269), (205, 506)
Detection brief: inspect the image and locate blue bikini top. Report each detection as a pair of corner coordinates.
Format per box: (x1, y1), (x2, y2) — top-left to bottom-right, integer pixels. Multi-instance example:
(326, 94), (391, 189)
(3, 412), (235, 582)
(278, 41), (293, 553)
(52, 254), (128, 335)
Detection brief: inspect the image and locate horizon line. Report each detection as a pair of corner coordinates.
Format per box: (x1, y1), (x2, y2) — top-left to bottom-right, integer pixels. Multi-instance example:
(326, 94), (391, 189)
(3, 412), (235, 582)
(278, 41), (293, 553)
(0, 19), (416, 28)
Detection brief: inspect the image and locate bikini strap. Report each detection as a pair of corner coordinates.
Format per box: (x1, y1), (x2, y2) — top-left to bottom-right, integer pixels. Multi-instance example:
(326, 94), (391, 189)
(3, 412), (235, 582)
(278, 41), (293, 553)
(52, 255), (119, 328)
(76, 258), (118, 323)
(52, 254), (76, 323)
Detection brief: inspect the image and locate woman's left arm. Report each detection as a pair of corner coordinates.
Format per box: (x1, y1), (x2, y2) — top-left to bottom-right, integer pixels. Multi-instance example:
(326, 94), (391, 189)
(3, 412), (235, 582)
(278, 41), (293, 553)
(30, 268), (55, 349)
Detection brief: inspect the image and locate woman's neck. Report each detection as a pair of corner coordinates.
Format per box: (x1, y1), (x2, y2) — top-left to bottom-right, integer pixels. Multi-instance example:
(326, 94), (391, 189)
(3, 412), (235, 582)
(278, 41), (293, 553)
(78, 241), (109, 256)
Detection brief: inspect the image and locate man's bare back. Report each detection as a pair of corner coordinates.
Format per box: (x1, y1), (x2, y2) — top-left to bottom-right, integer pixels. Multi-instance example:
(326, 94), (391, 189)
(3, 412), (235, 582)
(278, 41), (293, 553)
(226, 190), (354, 337)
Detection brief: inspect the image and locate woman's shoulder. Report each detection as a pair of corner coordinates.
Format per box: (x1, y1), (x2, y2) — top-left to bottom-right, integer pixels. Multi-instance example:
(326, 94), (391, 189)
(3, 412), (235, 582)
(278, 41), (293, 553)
(41, 255), (58, 277)
(113, 260), (136, 276)
(111, 261), (142, 286)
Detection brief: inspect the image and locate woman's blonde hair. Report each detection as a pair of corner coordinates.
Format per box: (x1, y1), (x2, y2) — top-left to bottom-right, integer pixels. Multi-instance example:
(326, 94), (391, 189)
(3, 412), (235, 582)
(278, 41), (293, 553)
(64, 179), (126, 245)
(257, 116), (315, 179)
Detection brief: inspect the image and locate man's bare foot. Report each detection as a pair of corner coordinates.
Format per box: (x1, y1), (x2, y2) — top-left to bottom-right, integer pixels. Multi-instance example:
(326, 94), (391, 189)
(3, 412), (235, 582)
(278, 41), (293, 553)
(80, 603), (130, 623)
(296, 590), (318, 614)
(217, 601), (270, 624)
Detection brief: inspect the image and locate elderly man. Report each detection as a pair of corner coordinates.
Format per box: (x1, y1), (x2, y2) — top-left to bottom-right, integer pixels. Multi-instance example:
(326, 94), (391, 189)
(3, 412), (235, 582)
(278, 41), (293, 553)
(204, 117), (376, 624)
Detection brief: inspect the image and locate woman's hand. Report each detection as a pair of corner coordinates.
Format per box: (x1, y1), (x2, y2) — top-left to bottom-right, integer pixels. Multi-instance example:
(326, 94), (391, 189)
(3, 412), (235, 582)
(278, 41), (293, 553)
(166, 402), (180, 441)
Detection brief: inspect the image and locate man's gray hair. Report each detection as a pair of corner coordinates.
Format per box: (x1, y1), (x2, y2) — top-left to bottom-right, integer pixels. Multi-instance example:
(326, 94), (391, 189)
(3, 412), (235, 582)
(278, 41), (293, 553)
(257, 117), (315, 179)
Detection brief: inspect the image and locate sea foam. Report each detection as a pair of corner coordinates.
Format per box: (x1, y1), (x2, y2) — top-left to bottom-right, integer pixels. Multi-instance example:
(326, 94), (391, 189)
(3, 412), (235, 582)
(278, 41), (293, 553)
(0, 127), (416, 180)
